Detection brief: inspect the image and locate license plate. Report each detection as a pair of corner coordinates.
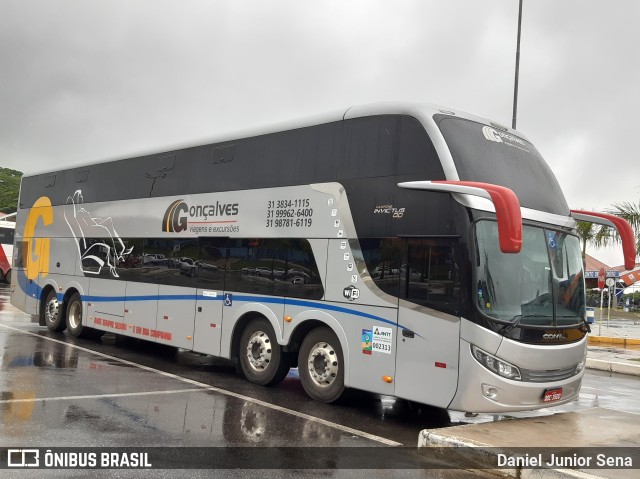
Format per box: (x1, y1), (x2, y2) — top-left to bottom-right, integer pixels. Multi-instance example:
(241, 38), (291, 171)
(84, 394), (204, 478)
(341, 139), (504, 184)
(543, 388), (563, 402)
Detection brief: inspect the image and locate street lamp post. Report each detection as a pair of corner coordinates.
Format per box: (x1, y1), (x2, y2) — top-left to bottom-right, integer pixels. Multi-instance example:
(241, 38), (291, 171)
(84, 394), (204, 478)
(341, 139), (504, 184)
(512, 0), (523, 130)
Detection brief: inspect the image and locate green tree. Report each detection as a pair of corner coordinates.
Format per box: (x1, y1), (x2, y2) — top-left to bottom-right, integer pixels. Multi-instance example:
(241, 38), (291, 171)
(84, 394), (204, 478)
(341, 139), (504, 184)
(575, 220), (600, 265)
(0, 167), (22, 214)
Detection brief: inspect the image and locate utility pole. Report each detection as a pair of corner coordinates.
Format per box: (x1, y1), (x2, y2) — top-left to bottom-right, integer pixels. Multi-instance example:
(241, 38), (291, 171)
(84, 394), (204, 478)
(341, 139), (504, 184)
(512, 0), (523, 130)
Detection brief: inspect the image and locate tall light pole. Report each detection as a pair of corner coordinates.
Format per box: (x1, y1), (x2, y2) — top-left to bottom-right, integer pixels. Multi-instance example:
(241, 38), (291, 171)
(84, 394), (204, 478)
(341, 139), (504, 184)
(512, 0), (523, 130)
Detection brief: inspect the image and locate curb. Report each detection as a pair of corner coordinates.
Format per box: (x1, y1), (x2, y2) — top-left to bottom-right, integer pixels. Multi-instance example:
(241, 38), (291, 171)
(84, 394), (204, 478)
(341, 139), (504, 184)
(586, 335), (640, 376)
(588, 336), (640, 347)
(585, 358), (640, 376)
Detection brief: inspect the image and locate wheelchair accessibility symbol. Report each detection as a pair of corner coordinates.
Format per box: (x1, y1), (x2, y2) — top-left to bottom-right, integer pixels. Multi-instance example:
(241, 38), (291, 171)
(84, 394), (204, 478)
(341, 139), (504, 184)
(224, 293), (233, 307)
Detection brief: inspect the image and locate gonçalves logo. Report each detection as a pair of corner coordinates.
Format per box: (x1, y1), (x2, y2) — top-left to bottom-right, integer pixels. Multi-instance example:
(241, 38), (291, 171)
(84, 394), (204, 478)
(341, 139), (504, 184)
(163, 200), (189, 232)
(162, 199), (239, 233)
(482, 126), (503, 143)
(482, 126), (527, 146)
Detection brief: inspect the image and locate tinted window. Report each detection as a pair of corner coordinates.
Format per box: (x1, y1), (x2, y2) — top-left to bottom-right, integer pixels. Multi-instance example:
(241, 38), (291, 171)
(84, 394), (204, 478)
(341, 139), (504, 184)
(70, 237), (324, 299)
(78, 237), (136, 279)
(19, 121), (342, 207)
(197, 238), (227, 291)
(361, 238), (401, 297)
(0, 226), (14, 245)
(223, 239), (323, 299)
(361, 237), (461, 314)
(341, 116), (399, 179)
(142, 238), (199, 288)
(15, 239), (25, 269)
(274, 239), (324, 299)
(402, 238), (461, 315)
(79, 237), (199, 288)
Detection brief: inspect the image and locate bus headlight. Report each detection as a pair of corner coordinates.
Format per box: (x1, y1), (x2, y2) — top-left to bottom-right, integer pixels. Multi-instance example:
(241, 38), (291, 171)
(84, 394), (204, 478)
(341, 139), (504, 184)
(471, 345), (522, 381)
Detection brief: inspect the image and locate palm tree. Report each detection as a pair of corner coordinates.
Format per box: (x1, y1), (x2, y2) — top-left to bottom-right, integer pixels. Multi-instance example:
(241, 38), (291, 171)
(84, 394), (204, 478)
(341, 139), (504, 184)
(575, 220), (600, 265)
(593, 200), (640, 263)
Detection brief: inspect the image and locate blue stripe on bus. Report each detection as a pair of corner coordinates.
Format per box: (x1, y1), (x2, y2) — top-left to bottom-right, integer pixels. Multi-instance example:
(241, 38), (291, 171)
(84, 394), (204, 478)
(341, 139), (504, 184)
(81, 293), (399, 328)
(18, 271), (410, 332)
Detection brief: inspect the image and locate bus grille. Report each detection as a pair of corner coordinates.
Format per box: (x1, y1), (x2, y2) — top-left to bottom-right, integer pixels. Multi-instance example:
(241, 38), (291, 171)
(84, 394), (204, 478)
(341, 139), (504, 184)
(520, 365), (579, 382)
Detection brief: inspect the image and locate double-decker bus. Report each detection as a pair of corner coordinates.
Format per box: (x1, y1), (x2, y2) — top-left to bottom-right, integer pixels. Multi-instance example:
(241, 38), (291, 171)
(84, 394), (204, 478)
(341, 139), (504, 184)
(10, 102), (635, 412)
(0, 212), (16, 283)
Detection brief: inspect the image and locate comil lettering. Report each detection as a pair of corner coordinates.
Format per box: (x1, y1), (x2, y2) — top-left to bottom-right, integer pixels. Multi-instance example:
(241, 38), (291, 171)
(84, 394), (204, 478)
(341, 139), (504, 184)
(543, 333), (566, 340)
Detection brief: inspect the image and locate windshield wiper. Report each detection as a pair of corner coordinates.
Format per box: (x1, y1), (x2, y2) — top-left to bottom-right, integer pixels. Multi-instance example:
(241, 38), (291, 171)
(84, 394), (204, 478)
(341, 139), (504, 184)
(499, 314), (548, 335)
(499, 315), (522, 335)
(555, 315), (591, 333)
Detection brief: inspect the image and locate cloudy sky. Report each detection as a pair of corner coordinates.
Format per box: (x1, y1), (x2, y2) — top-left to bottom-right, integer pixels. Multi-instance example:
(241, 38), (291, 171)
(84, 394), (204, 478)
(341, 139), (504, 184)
(1, 0), (638, 266)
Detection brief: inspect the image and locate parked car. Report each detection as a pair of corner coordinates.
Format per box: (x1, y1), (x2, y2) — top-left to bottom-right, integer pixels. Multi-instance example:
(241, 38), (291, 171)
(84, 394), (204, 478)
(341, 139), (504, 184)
(254, 267), (272, 278)
(179, 257), (198, 277)
(142, 254), (167, 265)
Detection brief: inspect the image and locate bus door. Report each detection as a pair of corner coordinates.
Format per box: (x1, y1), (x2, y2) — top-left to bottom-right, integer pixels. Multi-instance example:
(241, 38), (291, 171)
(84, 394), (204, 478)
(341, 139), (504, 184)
(151, 238), (198, 350)
(394, 238), (461, 408)
(192, 238), (226, 356)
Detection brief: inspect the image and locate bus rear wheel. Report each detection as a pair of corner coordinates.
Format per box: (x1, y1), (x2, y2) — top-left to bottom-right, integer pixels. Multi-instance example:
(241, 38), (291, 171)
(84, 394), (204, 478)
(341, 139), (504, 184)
(66, 292), (88, 338)
(43, 289), (66, 332)
(239, 318), (290, 386)
(298, 327), (345, 403)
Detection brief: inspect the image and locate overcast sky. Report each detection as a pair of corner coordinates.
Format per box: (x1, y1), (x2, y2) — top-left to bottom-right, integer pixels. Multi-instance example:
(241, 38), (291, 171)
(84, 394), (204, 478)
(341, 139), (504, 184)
(1, 0), (638, 267)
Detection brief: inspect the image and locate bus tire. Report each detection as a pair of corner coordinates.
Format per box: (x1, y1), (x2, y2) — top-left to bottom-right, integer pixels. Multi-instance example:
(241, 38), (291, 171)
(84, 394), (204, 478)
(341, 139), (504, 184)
(298, 327), (345, 403)
(239, 318), (290, 386)
(66, 292), (87, 338)
(43, 289), (66, 332)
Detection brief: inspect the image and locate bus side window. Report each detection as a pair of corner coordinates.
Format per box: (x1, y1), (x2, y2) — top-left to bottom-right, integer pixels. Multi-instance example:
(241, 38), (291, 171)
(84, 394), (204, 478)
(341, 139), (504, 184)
(360, 238), (401, 297)
(273, 239), (323, 300)
(403, 239), (461, 316)
(196, 238), (227, 291)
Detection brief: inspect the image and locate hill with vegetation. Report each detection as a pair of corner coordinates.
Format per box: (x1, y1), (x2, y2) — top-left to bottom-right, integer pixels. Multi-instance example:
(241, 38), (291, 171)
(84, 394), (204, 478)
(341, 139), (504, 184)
(0, 167), (22, 214)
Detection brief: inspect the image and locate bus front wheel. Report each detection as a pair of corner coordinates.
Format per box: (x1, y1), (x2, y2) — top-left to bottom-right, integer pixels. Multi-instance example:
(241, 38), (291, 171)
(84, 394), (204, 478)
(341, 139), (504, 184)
(298, 327), (345, 403)
(239, 318), (290, 386)
(43, 289), (66, 332)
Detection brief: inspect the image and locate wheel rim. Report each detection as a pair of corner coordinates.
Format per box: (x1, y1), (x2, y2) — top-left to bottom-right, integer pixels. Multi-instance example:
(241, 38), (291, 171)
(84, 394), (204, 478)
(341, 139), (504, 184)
(246, 330), (272, 371)
(307, 341), (339, 387)
(45, 297), (59, 324)
(68, 301), (82, 330)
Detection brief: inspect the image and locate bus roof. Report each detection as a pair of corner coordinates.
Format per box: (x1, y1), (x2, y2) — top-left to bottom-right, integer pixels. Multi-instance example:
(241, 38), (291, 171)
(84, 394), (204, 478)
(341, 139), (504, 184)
(23, 102), (526, 178)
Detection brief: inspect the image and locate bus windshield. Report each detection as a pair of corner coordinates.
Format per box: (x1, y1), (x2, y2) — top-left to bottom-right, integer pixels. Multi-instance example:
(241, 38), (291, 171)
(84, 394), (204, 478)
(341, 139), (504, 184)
(435, 115), (570, 216)
(475, 221), (585, 328)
